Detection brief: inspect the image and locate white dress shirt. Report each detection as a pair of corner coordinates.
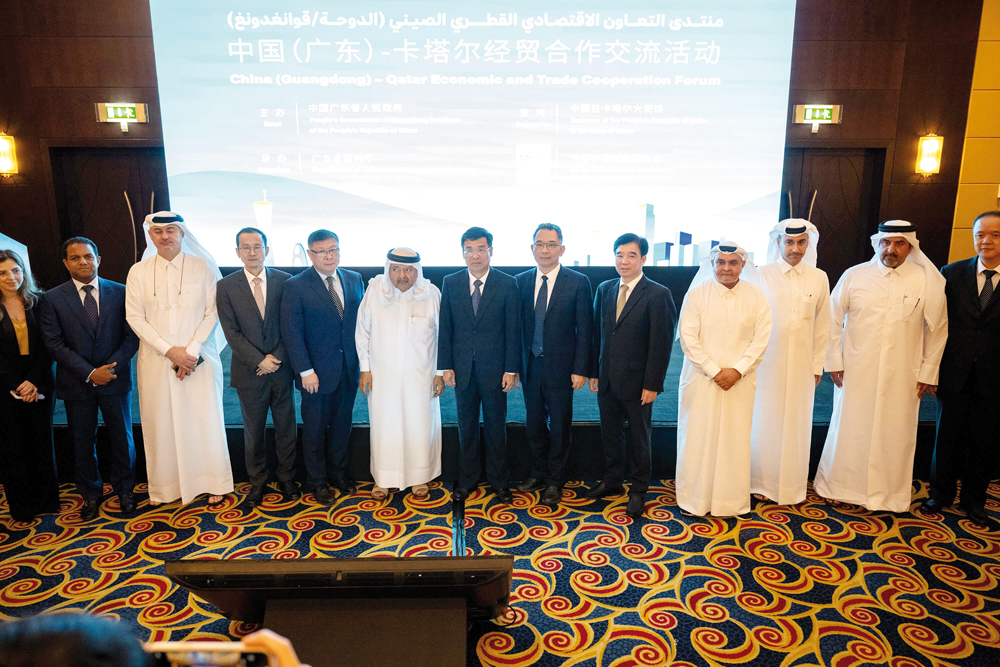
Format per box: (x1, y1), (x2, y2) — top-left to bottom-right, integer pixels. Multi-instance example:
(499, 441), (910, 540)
(469, 267), (490, 294)
(976, 258), (1000, 295)
(72, 276), (101, 314)
(534, 264), (560, 309)
(245, 267), (267, 305)
(617, 271), (644, 305)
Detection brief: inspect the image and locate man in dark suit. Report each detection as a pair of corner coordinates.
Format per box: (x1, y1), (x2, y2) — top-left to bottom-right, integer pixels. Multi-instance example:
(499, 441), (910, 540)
(515, 224), (592, 506)
(281, 229), (364, 505)
(922, 210), (1000, 527)
(439, 227), (521, 504)
(587, 233), (675, 519)
(39, 237), (140, 521)
(217, 227), (299, 508)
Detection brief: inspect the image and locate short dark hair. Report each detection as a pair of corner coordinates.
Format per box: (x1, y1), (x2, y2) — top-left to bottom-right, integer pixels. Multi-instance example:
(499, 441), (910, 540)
(973, 210), (1000, 227)
(614, 233), (648, 256)
(461, 227), (493, 248)
(236, 227), (268, 247)
(533, 223), (563, 243)
(0, 614), (149, 667)
(62, 237), (98, 259)
(307, 229), (339, 247)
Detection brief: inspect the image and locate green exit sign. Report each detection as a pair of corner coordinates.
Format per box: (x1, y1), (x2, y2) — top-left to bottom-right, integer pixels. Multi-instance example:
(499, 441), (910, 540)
(793, 104), (843, 125)
(95, 103), (149, 131)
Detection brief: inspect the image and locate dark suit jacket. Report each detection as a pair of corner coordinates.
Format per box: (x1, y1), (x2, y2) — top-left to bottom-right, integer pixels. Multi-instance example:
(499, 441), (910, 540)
(515, 266), (593, 386)
(281, 267), (364, 393)
(38, 279), (137, 400)
(0, 299), (54, 396)
(438, 268), (521, 390)
(590, 274), (676, 401)
(938, 256), (1000, 396)
(217, 267), (294, 390)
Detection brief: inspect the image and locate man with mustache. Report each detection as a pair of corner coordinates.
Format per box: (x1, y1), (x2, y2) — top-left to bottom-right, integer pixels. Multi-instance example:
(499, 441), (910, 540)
(750, 220), (830, 505)
(356, 247), (444, 500)
(816, 221), (948, 513)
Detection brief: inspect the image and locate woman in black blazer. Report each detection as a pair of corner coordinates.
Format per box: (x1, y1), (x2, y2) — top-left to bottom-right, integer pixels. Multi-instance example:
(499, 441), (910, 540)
(0, 249), (60, 522)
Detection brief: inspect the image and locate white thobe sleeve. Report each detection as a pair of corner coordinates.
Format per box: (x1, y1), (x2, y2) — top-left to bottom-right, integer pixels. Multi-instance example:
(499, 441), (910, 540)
(918, 287), (948, 385)
(812, 278), (832, 376)
(733, 293), (772, 377)
(678, 292), (722, 379)
(356, 289), (375, 373)
(185, 268), (219, 358)
(125, 266), (172, 357)
(824, 271), (850, 373)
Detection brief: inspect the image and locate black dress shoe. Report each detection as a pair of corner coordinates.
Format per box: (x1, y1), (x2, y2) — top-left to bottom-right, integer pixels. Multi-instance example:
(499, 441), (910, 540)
(452, 487), (469, 502)
(625, 493), (645, 519)
(517, 477), (546, 493)
(246, 484), (266, 507)
(541, 485), (561, 506)
(494, 488), (514, 505)
(313, 485), (336, 506)
(279, 480), (301, 500)
(920, 497), (947, 513)
(80, 499), (100, 522)
(118, 492), (136, 515)
(330, 479), (356, 495)
(963, 505), (991, 528)
(585, 482), (624, 499)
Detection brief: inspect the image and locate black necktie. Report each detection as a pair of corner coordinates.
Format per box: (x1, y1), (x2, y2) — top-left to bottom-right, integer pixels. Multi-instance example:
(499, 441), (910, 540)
(82, 285), (98, 333)
(326, 276), (344, 319)
(981, 270), (996, 311)
(531, 275), (548, 356)
(472, 279), (483, 316)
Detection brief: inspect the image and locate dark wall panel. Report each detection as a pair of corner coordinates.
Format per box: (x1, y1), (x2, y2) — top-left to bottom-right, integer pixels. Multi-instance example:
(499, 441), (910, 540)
(790, 41), (907, 90)
(794, 0), (911, 41)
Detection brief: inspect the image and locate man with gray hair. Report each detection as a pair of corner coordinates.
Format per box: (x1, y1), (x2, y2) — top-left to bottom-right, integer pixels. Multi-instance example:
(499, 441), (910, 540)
(356, 248), (444, 500)
(817, 221), (948, 513)
(676, 243), (772, 517)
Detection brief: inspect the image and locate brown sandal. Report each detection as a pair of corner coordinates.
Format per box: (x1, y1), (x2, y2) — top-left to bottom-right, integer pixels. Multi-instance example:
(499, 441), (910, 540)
(412, 484), (429, 498)
(372, 486), (389, 500)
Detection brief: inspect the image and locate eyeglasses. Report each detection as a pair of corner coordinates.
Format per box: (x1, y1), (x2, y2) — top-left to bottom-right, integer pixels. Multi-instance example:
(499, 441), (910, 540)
(463, 247), (489, 257)
(309, 248), (340, 258)
(534, 242), (561, 250)
(239, 245), (265, 253)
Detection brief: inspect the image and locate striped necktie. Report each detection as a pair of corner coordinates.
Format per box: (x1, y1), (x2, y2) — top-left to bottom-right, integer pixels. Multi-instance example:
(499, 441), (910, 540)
(326, 275), (344, 319)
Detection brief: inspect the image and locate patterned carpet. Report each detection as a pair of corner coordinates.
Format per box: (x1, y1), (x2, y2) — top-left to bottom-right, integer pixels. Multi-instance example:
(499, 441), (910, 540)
(1, 480), (999, 666)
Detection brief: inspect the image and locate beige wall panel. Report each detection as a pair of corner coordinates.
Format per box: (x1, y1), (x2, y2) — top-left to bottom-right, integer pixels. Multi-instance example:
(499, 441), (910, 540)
(948, 227), (976, 263)
(958, 138), (1000, 183)
(954, 183), (1000, 225)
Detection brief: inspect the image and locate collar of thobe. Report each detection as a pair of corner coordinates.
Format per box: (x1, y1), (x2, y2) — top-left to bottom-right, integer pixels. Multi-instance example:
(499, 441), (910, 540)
(469, 267), (490, 290)
(875, 258), (913, 278)
(156, 252), (185, 272)
(778, 257), (803, 275)
(711, 278), (743, 296)
(72, 276), (100, 293)
(537, 264), (560, 286)
(244, 267), (266, 287)
(619, 272), (643, 293)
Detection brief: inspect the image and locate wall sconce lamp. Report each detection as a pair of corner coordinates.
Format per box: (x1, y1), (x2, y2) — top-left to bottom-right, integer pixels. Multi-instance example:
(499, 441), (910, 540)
(0, 133), (17, 176)
(916, 135), (943, 176)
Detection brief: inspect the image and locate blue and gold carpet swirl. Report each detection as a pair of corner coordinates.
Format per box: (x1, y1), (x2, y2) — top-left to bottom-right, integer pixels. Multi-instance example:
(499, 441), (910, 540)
(2, 480), (999, 666)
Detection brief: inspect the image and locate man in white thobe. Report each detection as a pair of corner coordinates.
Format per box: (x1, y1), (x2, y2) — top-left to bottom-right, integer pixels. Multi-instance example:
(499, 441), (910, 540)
(125, 212), (233, 506)
(356, 248), (445, 499)
(750, 220), (831, 505)
(817, 220), (948, 513)
(677, 243), (772, 517)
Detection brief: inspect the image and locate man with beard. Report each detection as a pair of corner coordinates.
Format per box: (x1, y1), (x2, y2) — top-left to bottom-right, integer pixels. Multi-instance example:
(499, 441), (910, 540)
(817, 220), (948, 513)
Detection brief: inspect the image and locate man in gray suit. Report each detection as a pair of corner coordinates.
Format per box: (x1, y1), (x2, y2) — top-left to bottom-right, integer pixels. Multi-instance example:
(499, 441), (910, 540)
(217, 227), (299, 507)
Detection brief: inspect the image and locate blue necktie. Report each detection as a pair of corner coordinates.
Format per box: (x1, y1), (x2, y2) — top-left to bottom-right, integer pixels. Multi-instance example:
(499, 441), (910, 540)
(82, 285), (98, 334)
(531, 275), (548, 356)
(471, 279), (483, 316)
